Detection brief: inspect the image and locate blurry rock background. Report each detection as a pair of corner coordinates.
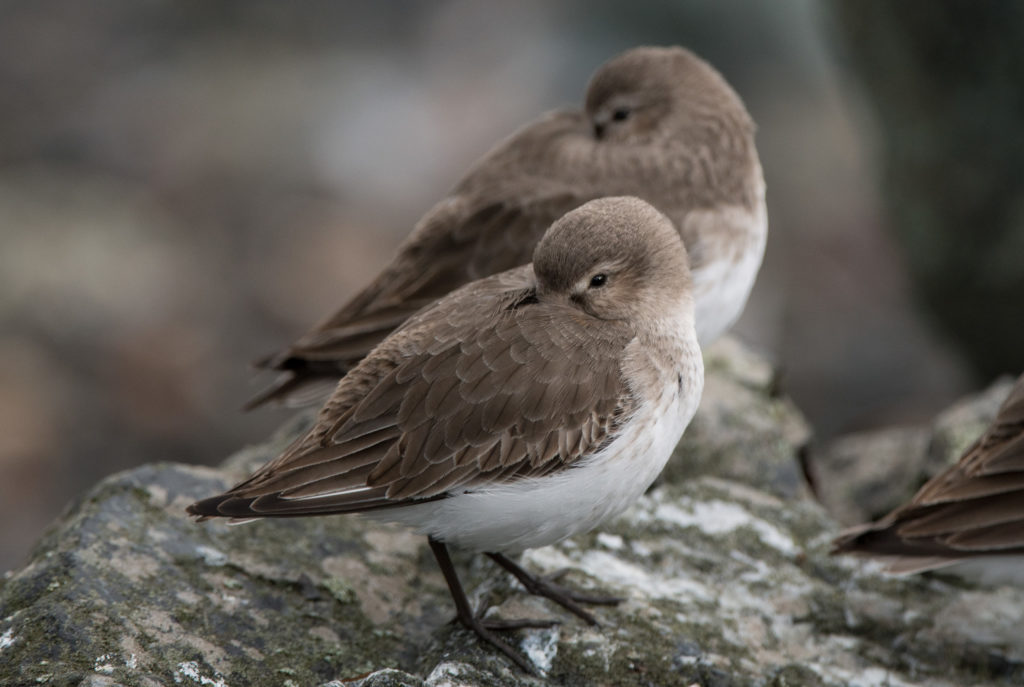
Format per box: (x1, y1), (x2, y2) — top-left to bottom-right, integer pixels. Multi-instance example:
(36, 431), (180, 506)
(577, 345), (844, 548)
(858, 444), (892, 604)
(1, 0), (1020, 571)
(833, 1), (1024, 382)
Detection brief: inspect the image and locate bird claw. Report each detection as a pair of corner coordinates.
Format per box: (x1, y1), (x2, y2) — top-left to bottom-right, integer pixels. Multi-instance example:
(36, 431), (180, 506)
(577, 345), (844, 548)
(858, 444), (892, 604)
(487, 552), (623, 625)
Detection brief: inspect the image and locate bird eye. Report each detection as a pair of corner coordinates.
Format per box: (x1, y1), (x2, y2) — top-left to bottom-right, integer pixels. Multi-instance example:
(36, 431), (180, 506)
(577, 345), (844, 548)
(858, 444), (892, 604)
(611, 108), (630, 122)
(589, 273), (608, 288)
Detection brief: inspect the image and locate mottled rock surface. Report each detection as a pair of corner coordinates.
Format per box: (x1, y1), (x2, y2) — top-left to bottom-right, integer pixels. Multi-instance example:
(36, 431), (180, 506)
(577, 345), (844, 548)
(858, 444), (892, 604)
(3, 340), (1022, 686)
(815, 376), (1015, 525)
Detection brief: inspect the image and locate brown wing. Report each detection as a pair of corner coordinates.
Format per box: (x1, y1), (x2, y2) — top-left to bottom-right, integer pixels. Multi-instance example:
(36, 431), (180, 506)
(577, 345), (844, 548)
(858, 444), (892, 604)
(245, 110), (597, 409)
(245, 187), (597, 409)
(832, 374), (1024, 566)
(194, 267), (637, 519)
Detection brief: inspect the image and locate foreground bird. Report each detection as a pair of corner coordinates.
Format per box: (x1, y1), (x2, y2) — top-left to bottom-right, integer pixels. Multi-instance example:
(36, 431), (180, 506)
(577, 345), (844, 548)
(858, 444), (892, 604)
(191, 197), (704, 672)
(832, 373), (1024, 584)
(247, 45), (763, 408)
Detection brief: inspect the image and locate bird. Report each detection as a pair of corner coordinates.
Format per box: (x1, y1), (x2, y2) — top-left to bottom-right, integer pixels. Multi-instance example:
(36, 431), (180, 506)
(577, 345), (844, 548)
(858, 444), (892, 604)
(832, 373), (1024, 585)
(191, 197), (705, 673)
(245, 45), (763, 409)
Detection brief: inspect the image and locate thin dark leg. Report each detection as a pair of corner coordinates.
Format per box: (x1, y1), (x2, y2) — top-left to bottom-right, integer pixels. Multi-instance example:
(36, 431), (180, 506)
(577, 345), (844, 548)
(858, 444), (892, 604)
(487, 552), (622, 626)
(428, 537), (554, 675)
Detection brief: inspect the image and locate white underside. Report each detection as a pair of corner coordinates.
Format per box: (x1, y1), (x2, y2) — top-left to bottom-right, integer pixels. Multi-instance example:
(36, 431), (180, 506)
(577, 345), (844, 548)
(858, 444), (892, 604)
(368, 302), (704, 554)
(371, 363), (701, 553)
(689, 201), (768, 346)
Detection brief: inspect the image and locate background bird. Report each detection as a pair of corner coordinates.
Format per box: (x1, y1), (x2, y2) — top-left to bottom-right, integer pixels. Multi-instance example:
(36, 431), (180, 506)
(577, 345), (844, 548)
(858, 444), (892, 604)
(832, 372), (1024, 584)
(191, 197), (704, 672)
(247, 45), (763, 409)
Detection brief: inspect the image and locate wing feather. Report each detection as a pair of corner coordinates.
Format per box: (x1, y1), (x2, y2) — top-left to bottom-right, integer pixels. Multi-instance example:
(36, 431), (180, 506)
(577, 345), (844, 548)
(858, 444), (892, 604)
(832, 374), (1024, 565)
(247, 175), (594, 408)
(193, 266), (635, 520)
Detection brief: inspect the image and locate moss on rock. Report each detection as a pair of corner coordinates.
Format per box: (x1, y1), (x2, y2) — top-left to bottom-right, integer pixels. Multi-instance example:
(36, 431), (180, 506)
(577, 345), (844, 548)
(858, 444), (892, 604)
(2, 340), (1022, 685)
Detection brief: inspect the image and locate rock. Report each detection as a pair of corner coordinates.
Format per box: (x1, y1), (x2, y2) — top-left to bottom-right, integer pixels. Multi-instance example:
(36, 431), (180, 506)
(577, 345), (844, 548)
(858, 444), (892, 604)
(814, 376), (1015, 525)
(3, 340), (1023, 686)
(813, 426), (932, 525)
(667, 337), (812, 501)
(928, 375), (1017, 469)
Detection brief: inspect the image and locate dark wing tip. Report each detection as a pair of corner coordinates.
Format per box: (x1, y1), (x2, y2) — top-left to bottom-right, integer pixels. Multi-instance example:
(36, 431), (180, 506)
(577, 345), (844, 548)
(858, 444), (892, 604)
(241, 376), (294, 411)
(250, 349), (281, 371)
(186, 495), (225, 518)
(830, 523), (876, 555)
(244, 362), (356, 411)
(830, 519), (961, 560)
(243, 356), (312, 411)
(830, 517), (934, 558)
(187, 494), (258, 519)
(241, 388), (280, 413)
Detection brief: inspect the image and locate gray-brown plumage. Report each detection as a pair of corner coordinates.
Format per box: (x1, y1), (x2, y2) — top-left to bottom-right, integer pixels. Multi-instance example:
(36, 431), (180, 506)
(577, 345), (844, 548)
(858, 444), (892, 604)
(210, 265), (633, 514)
(247, 45), (763, 408)
(191, 197), (704, 672)
(832, 373), (1024, 579)
(195, 196), (700, 529)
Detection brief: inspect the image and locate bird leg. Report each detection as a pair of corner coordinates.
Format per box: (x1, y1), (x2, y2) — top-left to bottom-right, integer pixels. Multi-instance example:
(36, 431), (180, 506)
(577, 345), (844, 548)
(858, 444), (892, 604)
(427, 537), (554, 675)
(486, 552), (622, 626)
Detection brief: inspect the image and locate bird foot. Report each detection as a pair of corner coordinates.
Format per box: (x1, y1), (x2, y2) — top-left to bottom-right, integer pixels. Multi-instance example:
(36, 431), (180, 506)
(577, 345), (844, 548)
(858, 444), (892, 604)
(487, 553), (623, 625)
(430, 537), (553, 675)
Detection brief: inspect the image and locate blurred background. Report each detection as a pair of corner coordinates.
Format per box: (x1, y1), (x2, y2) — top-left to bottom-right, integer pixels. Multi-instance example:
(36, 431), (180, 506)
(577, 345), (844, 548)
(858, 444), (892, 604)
(2, 0), (1022, 571)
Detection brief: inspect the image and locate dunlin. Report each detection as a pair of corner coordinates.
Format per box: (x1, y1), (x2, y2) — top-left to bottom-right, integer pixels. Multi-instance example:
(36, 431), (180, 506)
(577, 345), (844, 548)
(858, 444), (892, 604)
(193, 197), (704, 671)
(248, 45), (762, 408)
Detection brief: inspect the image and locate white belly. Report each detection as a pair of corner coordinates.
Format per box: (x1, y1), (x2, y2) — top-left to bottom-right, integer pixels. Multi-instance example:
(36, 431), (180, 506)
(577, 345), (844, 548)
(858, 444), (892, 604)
(375, 360), (703, 553)
(687, 201), (768, 346)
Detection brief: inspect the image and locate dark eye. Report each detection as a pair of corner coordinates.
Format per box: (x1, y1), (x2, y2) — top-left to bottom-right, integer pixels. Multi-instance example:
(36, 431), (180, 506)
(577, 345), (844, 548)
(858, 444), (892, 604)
(611, 108), (630, 122)
(589, 273), (608, 288)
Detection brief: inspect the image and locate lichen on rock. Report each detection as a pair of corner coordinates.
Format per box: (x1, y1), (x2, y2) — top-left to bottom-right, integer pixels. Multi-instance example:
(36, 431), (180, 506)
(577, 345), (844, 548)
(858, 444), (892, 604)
(2, 339), (1022, 686)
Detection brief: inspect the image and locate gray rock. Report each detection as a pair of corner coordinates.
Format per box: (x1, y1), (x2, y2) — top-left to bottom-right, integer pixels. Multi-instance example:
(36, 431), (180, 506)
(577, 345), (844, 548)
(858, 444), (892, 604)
(665, 337), (812, 501)
(814, 426), (932, 525)
(815, 376), (1015, 525)
(928, 375), (1016, 469)
(3, 340), (1022, 686)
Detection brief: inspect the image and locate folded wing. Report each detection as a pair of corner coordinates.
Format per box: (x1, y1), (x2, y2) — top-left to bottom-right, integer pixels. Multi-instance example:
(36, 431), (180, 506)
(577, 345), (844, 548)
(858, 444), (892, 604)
(832, 375), (1024, 571)
(195, 267), (636, 519)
